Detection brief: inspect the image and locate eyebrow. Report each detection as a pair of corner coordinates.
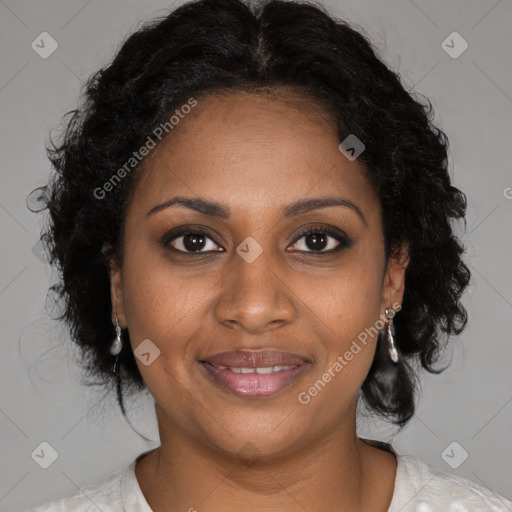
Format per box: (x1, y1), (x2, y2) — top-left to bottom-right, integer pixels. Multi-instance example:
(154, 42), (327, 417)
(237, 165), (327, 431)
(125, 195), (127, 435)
(146, 195), (367, 225)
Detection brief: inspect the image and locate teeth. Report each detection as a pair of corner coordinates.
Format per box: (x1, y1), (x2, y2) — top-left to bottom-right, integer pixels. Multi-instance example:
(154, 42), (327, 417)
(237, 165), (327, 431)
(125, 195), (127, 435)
(256, 367), (274, 374)
(215, 365), (296, 373)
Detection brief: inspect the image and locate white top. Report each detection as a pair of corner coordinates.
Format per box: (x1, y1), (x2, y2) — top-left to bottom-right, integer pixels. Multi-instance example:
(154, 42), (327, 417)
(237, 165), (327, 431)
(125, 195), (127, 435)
(26, 441), (512, 512)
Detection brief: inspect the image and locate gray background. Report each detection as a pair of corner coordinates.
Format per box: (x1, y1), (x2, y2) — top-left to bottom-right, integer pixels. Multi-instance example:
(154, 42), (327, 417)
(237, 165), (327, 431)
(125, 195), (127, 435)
(1, 0), (511, 510)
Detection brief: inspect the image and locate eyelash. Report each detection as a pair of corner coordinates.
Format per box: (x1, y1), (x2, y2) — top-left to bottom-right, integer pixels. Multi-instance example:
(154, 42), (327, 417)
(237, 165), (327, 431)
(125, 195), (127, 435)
(162, 225), (353, 256)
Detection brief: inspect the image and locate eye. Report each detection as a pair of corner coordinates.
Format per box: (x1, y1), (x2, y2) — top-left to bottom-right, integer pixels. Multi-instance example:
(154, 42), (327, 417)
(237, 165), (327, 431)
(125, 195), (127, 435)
(164, 228), (224, 253)
(287, 226), (353, 254)
(163, 225), (353, 255)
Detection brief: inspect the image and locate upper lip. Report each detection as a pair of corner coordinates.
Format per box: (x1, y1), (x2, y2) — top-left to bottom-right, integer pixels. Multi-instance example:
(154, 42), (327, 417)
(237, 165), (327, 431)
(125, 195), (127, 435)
(201, 349), (309, 368)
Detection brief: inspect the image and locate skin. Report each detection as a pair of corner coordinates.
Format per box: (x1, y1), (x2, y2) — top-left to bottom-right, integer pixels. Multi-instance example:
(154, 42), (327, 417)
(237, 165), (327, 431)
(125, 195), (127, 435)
(108, 89), (409, 512)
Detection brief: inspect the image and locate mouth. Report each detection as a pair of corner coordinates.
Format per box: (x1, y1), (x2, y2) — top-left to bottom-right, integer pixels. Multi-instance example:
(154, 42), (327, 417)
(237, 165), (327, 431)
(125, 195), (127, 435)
(199, 349), (311, 398)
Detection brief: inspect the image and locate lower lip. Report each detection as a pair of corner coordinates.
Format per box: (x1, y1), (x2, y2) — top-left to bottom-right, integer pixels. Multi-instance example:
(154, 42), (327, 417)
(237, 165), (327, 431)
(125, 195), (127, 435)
(200, 362), (309, 398)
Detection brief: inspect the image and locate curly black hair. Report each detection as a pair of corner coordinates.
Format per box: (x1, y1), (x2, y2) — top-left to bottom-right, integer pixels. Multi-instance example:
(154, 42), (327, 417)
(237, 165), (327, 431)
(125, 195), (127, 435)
(29, 0), (471, 430)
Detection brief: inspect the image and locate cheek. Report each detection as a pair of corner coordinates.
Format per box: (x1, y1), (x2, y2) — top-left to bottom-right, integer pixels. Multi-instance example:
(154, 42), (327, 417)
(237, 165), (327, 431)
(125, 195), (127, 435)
(307, 255), (383, 334)
(301, 256), (383, 379)
(299, 288), (382, 415)
(119, 250), (202, 404)
(121, 244), (206, 340)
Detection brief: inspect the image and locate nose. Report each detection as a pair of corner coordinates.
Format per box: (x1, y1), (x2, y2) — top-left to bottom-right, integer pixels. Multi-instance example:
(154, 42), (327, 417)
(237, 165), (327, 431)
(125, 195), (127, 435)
(214, 247), (296, 334)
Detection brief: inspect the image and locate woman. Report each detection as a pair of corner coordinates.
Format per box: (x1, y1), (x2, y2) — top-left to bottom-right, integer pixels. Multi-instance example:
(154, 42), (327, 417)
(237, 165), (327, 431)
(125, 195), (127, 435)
(27, 0), (511, 510)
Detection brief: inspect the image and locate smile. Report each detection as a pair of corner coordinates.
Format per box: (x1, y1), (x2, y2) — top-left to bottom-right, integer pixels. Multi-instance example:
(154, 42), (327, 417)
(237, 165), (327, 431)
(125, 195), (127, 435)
(216, 365), (297, 373)
(200, 361), (310, 398)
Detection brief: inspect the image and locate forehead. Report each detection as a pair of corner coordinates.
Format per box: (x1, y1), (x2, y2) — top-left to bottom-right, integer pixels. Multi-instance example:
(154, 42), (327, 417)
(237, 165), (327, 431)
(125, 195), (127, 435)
(127, 90), (378, 222)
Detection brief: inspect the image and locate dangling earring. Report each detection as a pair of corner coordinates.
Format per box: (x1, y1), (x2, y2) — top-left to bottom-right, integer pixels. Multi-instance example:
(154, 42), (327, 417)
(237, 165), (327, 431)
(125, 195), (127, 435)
(110, 317), (123, 374)
(384, 307), (399, 363)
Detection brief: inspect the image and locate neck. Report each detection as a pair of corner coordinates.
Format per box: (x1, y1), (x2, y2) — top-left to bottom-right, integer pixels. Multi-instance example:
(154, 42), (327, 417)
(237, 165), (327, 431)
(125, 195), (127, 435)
(135, 402), (396, 512)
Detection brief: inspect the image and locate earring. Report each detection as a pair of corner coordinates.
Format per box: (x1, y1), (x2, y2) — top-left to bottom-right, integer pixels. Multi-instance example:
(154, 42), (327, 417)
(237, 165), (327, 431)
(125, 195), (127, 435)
(110, 317), (123, 374)
(384, 308), (399, 363)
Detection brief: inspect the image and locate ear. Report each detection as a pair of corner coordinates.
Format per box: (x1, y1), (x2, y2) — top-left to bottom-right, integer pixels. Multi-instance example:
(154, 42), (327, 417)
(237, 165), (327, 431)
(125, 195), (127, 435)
(103, 247), (128, 328)
(381, 242), (410, 312)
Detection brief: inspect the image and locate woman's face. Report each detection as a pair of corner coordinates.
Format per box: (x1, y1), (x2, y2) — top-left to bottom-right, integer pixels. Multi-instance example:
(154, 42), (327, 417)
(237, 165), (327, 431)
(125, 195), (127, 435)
(109, 90), (408, 457)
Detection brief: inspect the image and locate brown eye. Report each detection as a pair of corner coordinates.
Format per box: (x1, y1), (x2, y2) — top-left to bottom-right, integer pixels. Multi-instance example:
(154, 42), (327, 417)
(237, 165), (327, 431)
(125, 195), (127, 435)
(288, 227), (354, 254)
(164, 228), (224, 253)
(303, 232), (329, 251)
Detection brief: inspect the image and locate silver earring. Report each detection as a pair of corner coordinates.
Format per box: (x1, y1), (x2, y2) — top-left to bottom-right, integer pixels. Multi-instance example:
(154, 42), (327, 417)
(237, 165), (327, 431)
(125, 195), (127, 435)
(111, 317), (123, 374)
(385, 308), (399, 363)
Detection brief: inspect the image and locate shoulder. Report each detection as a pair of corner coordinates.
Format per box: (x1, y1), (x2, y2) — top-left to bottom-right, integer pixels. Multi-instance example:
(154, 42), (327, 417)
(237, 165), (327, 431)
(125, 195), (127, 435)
(390, 453), (512, 512)
(25, 462), (129, 512)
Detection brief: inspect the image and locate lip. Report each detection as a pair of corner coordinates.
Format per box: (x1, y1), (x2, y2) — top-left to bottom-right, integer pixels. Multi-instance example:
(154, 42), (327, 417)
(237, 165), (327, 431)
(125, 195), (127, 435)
(199, 349), (311, 398)
(202, 349), (309, 368)
(200, 361), (310, 398)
